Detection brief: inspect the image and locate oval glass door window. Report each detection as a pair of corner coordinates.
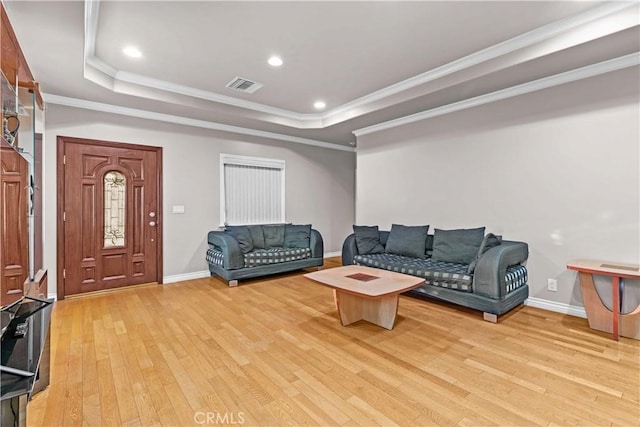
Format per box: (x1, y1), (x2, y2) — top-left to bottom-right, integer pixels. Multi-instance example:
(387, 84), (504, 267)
(104, 171), (126, 247)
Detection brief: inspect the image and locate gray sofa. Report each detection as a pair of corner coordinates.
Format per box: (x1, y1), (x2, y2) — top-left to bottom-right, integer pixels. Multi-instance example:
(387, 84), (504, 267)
(342, 225), (529, 321)
(207, 224), (324, 286)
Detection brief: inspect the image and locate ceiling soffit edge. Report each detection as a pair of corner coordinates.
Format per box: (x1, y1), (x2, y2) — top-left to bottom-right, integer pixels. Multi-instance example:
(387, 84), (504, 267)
(82, 0), (637, 130)
(352, 53), (640, 137)
(44, 93), (356, 152)
(322, 2), (638, 121)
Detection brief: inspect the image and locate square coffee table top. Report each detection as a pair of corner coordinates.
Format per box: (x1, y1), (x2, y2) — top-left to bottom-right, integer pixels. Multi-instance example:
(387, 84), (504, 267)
(304, 265), (424, 297)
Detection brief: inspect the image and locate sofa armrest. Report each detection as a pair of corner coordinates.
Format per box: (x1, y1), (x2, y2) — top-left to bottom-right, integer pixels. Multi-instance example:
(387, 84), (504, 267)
(207, 231), (244, 270)
(310, 229), (324, 258)
(473, 241), (529, 299)
(342, 234), (358, 265)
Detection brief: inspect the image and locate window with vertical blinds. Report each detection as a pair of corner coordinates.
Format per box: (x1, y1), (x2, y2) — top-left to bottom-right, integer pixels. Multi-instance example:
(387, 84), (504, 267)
(220, 154), (285, 225)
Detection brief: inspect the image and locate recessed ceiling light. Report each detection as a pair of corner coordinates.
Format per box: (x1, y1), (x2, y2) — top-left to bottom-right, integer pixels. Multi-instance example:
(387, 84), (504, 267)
(268, 56), (283, 67)
(313, 101), (326, 110)
(123, 46), (142, 58)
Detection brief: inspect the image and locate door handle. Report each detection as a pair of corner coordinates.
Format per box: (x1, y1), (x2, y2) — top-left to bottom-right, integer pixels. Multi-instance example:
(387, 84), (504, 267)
(149, 221), (156, 227)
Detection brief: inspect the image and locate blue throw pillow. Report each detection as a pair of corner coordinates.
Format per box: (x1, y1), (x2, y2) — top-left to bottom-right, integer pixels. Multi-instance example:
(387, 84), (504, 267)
(284, 224), (312, 248)
(247, 225), (266, 249)
(353, 225), (385, 254)
(385, 224), (429, 259)
(467, 233), (502, 273)
(431, 227), (486, 264)
(225, 226), (254, 254)
(263, 224), (285, 248)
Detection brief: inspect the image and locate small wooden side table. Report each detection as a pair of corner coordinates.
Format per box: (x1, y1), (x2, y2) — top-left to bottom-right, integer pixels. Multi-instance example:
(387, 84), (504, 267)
(567, 259), (640, 341)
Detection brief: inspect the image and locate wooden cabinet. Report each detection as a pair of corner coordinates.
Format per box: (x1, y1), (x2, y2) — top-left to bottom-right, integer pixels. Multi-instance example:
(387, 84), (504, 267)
(1, 140), (28, 305)
(0, 1), (44, 306)
(1, 2), (41, 97)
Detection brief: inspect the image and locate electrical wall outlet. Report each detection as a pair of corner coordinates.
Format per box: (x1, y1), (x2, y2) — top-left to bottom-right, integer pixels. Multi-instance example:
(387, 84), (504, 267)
(547, 278), (558, 292)
(172, 205), (185, 214)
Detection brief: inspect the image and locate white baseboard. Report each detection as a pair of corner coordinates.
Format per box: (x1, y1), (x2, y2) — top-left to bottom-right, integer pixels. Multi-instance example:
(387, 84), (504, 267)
(165, 254), (340, 284)
(46, 274), (588, 321)
(525, 297), (587, 318)
(163, 270), (210, 284)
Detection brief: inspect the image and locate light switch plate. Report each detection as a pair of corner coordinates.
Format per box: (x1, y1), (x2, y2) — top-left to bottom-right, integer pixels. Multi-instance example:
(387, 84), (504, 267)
(172, 205), (185, 214)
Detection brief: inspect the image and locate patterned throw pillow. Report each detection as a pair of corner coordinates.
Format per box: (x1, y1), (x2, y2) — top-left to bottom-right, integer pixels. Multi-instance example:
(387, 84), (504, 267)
(385, 224), (429, 259)
(431, 227), (485, 264)
(284, 224), (312, 248)
(467, 233), (502, 274)
(353, 225), (385, 255)
(225, 226), (254, 254)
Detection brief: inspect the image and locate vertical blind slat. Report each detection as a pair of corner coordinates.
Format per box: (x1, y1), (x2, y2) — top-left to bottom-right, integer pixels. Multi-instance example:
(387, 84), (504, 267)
(224, 163), (283, 225)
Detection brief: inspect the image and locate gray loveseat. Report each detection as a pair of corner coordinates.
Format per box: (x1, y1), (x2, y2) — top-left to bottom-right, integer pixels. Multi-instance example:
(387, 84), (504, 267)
(207, 224), (324, 286)
(342, 225), (529, 321)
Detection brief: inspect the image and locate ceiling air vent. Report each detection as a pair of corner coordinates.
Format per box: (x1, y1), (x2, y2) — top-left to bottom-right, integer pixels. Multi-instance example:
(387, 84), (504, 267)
(225, 77), (263, 94)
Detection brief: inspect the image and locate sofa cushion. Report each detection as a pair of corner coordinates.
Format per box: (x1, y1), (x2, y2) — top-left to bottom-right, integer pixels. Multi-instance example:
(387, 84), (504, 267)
(243, 247), (311, 267)
(385, 224), (429, 259)
(431, 227), (485, 264)
(284, 224), (312, 248)
(467, 233), (502, 274)
(354, 253), (528, 295)
(247, 225), (266, 249)
(263, 224), (285, 248)
(353, 225), (385, 254)
(425, 234), (434, 257)
(354, 253), (473, 292)
(225, 226), (254, 254)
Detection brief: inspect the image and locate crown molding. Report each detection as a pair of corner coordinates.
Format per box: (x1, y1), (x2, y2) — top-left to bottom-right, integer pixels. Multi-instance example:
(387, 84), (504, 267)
(83, 0), (318, 123)
(353, 53), (640, 137)
(83, 0), (637, 129)
(324, 1), (637, 123)
(43, 94), (356, 152)
(114, 69), (322, 122)
(83, 0), (99, 61)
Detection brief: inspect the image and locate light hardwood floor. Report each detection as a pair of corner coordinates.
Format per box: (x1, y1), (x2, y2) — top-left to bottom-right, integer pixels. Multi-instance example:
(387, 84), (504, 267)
(28, 258), (639, 426)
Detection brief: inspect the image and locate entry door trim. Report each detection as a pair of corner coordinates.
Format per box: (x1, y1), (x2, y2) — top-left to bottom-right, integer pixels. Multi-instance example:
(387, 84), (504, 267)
(56, 136), (163, 300)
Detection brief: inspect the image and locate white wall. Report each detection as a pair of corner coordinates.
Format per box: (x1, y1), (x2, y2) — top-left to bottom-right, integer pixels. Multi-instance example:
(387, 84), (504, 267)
(44, 105), (355, 298)
(355, 68), (640, 310)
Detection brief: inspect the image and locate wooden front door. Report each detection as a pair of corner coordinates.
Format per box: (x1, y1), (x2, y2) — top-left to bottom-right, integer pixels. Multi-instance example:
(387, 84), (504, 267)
(58, 136), (162, 298)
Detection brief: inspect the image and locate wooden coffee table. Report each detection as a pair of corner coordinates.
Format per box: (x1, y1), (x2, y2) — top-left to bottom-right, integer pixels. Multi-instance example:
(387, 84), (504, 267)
(304, 265), (425, 330)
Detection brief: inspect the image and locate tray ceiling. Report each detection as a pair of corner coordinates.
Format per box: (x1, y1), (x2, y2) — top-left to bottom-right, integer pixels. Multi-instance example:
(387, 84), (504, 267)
(4, 1), (639, 149)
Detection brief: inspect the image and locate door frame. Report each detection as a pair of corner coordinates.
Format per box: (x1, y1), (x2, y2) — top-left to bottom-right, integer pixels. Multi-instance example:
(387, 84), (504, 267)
(56, 136), (163, 300)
